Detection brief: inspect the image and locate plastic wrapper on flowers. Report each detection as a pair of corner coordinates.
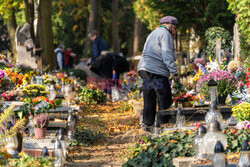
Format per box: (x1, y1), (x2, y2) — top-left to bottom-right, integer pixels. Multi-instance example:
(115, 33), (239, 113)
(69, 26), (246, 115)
(236, 120), (250, 130)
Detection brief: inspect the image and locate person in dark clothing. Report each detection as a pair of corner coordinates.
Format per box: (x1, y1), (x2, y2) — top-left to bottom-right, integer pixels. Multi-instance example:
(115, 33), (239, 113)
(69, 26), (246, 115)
(88, 30), (109, 65)
(64, 47), (76, 68)
(90, 51), (129, 99)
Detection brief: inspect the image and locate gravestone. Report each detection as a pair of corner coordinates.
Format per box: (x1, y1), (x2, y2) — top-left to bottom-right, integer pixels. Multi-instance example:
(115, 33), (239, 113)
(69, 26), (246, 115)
(15, 23), (38, 69)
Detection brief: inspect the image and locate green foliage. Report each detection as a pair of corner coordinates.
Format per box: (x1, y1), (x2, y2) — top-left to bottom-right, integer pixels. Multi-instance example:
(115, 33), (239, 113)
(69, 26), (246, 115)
(227, 0), (250, 61)
(79, 86), (106, 104)
(133, 0), (234, 39)
(7, 152), (54, 167)
(123, 129), (250, 166)
(52, 0), (89, 58)
(205, 27), (232, 59)
(200, 79), (237, 99)
(123, 131), (196, 167)
(14, 103), (31, 119)
(70, 128), (105, 146)
(0, 0), (23, 21)
(224, 128), (250, 153)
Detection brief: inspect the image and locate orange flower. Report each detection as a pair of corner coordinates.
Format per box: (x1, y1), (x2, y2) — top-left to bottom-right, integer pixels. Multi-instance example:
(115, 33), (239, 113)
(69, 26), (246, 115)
(32, 96), (47, 103)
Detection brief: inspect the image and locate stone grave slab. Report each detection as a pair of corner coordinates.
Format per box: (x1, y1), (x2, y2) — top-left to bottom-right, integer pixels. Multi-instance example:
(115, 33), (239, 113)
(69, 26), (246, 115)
(157, 107), (232, 124)
(23, 136), (69, 157)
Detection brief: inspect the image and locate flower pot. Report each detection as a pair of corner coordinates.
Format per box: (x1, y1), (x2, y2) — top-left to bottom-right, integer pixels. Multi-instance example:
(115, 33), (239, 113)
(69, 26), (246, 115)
(218, 95), (227, 106)
(34, 128), (47, 138)
(182, 101), (192, 108)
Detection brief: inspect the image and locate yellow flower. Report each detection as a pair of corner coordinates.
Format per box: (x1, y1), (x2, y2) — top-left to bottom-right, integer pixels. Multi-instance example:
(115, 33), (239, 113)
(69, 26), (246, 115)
(31, 89), (38, 93)
(228, 61), (238, 72)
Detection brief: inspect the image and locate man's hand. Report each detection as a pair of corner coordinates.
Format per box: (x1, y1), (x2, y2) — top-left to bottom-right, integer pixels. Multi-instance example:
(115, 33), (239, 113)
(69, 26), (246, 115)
(173, 75), (179, 81)
(172, 73), (179, 81)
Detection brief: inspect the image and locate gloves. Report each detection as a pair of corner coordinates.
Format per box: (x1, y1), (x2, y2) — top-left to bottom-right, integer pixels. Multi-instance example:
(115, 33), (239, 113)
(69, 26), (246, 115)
(112, 73), (118, 80)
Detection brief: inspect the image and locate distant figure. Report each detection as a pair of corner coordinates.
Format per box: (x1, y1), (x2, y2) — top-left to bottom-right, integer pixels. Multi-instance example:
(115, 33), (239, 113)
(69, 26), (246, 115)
(54, 44), (65, 70)
(90, 51), (129, 99)
(64, 47), (76, 68)
(88, 30), (109, 66)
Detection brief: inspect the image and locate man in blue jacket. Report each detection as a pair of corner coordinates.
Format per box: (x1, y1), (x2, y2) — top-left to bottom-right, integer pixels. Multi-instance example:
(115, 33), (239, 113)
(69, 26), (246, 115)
(89, 30), (109, 65)
(137, 16), (179, 129)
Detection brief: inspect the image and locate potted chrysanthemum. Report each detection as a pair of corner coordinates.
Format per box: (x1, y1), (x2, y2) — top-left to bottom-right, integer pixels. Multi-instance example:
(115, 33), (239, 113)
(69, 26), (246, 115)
(196, 70), (237, 105)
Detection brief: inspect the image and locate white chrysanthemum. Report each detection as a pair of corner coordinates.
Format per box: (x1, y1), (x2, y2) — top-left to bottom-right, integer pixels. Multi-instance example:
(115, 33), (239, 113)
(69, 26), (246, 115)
(206, 61), (220, 72)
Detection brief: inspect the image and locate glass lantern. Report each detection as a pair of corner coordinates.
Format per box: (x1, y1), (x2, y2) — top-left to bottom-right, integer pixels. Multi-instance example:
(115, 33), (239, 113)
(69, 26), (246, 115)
(67, 109), (76, 140)
(41, 147), (49, 157)
(28, 116), (34, 137)
(237, 141), (250, 167)
(176, 108), (186, 129)
(192, 125), (207, 159)
(205, 79), (223, 124)
(212, 141), (228, 167)
(54, 138), (65, 167)
(5, 122), (19, 158)
(202, 120), (227, 159)
(48, 84), (57, 100)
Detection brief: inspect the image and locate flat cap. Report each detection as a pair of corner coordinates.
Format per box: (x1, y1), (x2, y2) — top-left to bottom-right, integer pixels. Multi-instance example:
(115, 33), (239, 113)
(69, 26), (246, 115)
(159, 16), (178, 25)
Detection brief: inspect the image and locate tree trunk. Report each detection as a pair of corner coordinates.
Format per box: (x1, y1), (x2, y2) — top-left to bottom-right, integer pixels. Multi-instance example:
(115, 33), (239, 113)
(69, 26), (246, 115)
(23, 0), (35, 40)
(95, 0), (101, 31)
(132, 16), (141, 57)
(6, 9), (17, 61)
(112, 0), (120, 53)
(37, 0), (55, 70)
(83, 0), (96, 56)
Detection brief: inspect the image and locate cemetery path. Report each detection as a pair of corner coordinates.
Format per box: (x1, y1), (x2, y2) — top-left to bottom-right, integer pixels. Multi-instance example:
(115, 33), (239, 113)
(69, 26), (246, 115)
(65, 101), (148, 167)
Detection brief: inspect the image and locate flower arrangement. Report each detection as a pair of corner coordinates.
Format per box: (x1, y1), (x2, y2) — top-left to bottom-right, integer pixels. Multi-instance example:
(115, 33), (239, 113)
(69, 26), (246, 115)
(193, 70), (203, 82)
(4, 71), (23, 87)
(42, 75), (57, 85)
(22, 84), (49, 98)
(22, 73), (31, 86)
(24, 96), (62, 114)
(31, 113), (49, 128)
(173, 93), (194, 102)
(236, 120), (250, 130)
(206, 61), (220, 72)
(232, 102), (250, 121)
(0, 70), (11, 93)
(245, 68), (250, 89)
(1, 90), (22, 101)
(228, 61), (239, 73)
(196, 70), (237, 99)
(61, 77), (74, 85)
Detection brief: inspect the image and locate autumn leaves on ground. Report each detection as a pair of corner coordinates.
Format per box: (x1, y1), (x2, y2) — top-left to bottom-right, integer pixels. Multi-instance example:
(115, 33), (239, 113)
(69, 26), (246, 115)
(66, 101), (147, 167)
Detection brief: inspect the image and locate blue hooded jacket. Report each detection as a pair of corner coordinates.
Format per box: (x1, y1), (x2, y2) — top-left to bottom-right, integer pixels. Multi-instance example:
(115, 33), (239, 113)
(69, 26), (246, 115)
(91, 37), (109, 65)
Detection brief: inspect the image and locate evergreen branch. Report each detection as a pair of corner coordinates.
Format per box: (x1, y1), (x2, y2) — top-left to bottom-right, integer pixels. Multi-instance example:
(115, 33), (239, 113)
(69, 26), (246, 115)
(0, 105), (15, 123)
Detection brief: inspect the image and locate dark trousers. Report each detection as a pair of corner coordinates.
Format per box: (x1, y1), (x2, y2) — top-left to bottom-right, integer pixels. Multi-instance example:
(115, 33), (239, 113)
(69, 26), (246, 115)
(139, 70), (172, 126)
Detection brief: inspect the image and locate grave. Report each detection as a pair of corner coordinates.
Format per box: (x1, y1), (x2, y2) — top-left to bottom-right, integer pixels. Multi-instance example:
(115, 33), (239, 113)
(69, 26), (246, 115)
(157, 106), (232, 124)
